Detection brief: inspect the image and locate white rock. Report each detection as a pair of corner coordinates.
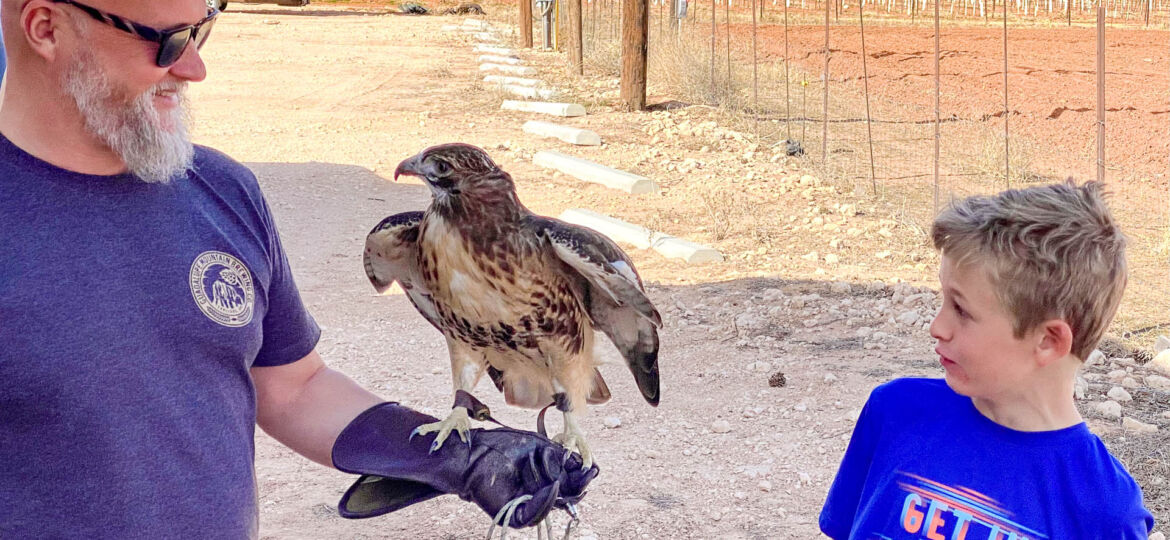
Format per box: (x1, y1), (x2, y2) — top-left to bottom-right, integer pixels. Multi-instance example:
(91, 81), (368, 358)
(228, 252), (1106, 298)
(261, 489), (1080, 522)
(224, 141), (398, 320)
(1085, 349), (1106, 367)
(830, 281), (852, 294)
(758, 480), (773, 492)
(603, 416), (622, 429)
(1145, 374), (1170, 391)
(1107, 386), (1133, 402)
(1107, 369), (1128, 381)
(896, 310), (920, 326)
(736, 313), (768, 336)
(711, 420), (732, 434)
(1151, 350), (1170, 377)
(1122, 417), (1158, 433)
(855, 327), (874, 339)
(798, 472), (812, 484)
(1074, 375), (1088, 400)
(748, 361), (773, 373)
(1095, 400), (1123, 419)
(1121, 376), (1140, 389)
(824, 253), (840, 265)
(1155, 335), (1170, 354)
(1148, 532), (1165, 540)
(824, 373), (839, 384)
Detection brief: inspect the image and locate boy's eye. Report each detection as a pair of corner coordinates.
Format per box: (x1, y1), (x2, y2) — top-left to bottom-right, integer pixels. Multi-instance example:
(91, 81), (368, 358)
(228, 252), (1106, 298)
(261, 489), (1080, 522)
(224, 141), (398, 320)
(953, 301), (968, 318)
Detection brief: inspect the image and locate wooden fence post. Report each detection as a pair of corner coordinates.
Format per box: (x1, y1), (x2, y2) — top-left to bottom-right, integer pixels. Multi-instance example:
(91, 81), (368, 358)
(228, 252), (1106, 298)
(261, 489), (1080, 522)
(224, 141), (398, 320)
(622, 0), (650, 110)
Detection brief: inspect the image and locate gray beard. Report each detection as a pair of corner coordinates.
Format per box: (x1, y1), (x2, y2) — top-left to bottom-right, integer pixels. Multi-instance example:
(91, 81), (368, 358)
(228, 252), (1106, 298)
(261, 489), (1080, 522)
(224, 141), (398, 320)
(61, 49), (195, 184)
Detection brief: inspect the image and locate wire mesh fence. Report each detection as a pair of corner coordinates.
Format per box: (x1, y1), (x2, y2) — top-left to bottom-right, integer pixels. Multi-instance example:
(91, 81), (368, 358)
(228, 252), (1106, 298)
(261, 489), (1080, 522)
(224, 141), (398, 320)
(561, 0), (1169, 348)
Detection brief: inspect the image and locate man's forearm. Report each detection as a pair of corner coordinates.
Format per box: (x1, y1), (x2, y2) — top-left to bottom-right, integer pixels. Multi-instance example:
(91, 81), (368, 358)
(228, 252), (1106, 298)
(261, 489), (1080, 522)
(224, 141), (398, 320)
(254, 358), (384, 467)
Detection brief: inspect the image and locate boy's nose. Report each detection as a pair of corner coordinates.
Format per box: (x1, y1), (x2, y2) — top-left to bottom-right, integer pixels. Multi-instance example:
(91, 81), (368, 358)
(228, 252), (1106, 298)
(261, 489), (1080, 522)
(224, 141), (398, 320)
(928, 309), (946, 340)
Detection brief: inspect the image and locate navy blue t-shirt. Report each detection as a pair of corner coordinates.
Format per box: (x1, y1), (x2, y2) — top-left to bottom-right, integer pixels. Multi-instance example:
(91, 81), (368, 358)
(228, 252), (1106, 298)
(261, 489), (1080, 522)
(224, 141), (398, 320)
(0, 135), (320, 538)
(820, 378), (1154, 540)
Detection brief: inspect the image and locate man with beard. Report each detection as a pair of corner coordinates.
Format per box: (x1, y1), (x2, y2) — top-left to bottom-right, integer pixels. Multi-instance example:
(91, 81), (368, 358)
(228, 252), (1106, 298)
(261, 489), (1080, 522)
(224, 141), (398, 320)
(0, 1), (597, 538)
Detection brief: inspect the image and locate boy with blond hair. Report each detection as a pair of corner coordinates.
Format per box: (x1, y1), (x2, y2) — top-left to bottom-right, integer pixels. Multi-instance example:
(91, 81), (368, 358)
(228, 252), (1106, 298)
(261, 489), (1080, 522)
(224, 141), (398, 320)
(819, 181), (1154, 539)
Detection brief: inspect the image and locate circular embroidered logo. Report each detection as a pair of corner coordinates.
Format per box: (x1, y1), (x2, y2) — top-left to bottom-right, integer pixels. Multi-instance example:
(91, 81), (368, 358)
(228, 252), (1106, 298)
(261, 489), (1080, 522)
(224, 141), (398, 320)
(189, 251), (255, 328)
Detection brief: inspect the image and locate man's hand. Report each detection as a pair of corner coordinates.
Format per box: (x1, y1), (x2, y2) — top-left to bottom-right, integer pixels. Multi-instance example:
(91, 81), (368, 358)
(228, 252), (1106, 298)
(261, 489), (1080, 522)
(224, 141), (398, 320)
(331, 402), (599, 528)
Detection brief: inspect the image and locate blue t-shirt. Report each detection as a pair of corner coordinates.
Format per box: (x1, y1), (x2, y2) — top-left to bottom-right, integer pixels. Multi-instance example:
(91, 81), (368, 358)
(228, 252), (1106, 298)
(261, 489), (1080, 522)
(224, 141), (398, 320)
(820, 378), (1154, 540)
(0, 135), (320, 538)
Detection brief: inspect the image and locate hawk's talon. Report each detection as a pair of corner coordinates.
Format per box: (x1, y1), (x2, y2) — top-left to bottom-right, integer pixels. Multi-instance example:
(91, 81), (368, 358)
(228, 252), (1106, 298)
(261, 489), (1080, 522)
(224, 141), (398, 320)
(409, 406), (473, 453)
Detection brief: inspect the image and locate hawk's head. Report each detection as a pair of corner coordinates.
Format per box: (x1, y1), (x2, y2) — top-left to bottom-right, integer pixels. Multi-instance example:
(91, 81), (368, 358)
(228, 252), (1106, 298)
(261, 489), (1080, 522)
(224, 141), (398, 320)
(394, 143), (520, 215)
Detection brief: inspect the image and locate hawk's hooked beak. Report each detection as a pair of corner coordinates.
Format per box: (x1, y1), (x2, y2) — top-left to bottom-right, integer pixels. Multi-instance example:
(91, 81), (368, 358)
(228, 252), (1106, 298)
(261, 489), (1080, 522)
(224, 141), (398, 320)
(393, 154), (423, 182)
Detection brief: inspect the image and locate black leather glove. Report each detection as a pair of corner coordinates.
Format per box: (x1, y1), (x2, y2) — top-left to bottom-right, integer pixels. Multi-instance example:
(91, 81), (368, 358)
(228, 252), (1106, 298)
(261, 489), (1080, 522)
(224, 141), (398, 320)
(331, 402), (599, 528)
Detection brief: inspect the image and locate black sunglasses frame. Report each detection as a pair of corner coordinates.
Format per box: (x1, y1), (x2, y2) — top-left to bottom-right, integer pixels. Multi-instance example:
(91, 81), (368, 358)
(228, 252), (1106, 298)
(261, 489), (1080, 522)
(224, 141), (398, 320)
(51, 0), (219, 68)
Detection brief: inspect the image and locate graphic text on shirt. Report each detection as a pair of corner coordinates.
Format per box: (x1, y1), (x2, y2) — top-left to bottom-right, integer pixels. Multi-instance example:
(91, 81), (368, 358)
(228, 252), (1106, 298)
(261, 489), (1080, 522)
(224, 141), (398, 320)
(189, 250), (255, 328)
(889, 472), (1046, 540)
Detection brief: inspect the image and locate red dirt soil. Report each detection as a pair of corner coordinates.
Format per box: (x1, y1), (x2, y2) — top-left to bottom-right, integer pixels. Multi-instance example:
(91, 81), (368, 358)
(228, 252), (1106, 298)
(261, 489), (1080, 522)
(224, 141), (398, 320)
(739, 21), (1169, 183)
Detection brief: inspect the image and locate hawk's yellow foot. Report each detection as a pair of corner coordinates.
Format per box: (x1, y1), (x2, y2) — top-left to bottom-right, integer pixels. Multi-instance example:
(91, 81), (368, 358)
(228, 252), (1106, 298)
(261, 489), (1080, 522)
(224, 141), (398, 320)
(552, 412), (593, 469)
(410, 406), (472, 452)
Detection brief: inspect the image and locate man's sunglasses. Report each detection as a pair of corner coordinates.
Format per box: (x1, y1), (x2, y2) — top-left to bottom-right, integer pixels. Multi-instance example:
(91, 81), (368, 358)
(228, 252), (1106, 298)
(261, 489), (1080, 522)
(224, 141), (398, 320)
(51, 0), (219, 68)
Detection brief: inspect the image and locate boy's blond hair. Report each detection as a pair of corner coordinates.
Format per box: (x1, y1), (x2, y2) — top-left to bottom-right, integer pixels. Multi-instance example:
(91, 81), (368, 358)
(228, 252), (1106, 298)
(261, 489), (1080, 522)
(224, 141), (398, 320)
(931, 180), (1127, 360)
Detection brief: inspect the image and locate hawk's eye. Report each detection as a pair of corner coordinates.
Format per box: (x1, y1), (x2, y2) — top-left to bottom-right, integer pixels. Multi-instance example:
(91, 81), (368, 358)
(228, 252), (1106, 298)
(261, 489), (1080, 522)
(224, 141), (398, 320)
(427, 158), (453, 179)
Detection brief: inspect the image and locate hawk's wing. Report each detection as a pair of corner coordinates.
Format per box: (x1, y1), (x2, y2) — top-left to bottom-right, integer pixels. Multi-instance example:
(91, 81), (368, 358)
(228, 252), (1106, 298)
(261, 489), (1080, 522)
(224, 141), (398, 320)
(525, 215), (661, 406)
(364, 211), (442, 330)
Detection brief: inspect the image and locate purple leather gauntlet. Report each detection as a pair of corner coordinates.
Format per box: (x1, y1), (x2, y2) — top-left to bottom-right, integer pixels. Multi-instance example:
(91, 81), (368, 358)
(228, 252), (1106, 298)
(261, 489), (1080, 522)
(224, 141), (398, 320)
(331, 402), (599, 528)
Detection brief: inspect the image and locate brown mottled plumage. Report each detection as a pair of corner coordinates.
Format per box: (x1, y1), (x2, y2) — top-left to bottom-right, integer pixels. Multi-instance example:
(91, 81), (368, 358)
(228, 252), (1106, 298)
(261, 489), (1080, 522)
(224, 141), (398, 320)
(364, 143), (661, 467)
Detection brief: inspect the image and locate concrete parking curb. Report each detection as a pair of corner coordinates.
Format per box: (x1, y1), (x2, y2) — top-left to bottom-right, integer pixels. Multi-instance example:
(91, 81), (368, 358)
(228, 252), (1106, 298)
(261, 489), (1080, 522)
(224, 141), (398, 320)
(484, 75), (540, 87)
(501, 101), (586, 117)
(480, 63), (537, 75)
(533, 151), (657, 194)
(558, 209), (723, 264)
(523, 121), (601, 146)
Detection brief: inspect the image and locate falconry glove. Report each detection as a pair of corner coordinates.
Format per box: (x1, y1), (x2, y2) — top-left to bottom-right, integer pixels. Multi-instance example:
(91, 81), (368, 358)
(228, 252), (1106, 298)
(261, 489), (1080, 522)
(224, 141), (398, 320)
(331, 402), (599, 528)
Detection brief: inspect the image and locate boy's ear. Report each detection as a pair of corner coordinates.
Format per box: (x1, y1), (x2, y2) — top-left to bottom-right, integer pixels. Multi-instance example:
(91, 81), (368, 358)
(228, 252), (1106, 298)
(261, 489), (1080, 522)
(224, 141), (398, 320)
(1034, 319), (1074, 366)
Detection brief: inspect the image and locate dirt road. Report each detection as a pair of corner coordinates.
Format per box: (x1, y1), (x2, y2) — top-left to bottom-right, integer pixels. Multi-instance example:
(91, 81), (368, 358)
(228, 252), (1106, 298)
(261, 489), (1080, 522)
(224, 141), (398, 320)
(189, 5), (1166, 538)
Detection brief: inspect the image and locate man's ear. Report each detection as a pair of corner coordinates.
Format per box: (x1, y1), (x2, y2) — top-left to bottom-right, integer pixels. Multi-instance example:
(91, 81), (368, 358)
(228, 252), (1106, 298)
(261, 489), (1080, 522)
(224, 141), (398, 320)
(22, 1), (71, 62)
(1035, 319), (1074, 366)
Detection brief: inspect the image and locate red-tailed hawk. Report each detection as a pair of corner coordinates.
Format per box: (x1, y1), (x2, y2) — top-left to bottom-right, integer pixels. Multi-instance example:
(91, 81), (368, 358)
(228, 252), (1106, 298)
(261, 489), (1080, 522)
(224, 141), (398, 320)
(364, 143), (660, 467)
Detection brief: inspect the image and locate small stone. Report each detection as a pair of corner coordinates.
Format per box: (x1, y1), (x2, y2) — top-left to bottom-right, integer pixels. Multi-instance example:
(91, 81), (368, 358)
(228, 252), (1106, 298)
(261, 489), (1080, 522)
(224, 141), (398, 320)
(798, 472), (812, 484)
(793, 403), (808, 412)
(1107, 369), (1128, 381)
(824, 253), (840, 265)
(897, 310), (920, 326)
(1086, 349), (1106, 367)
(1148, 532), (1165, 540)
(1151, 350), (1170, 377)
(824, 373), (839, 384)
(1094, 400), (1123, 419)
(758, 480), (773, 492)
(1122, 417), (1158, 433)
(1145, 374), (1170, 391)
(1074, 376), (1088, 400)
(1121, 376), (1140, 389)
(430, 367), (443, 375)
(749, 361), (773, 373)
(733, 491), (747, 500)
(830, 281), (852, 294)
(1155, 335), (1170, 354)
(603, 416), (622, 429)
(769, 371), (787, 387)
(1107, 386), (1133, 402)
(855, 326), (874, 339)
(710, 420), (732, 434)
